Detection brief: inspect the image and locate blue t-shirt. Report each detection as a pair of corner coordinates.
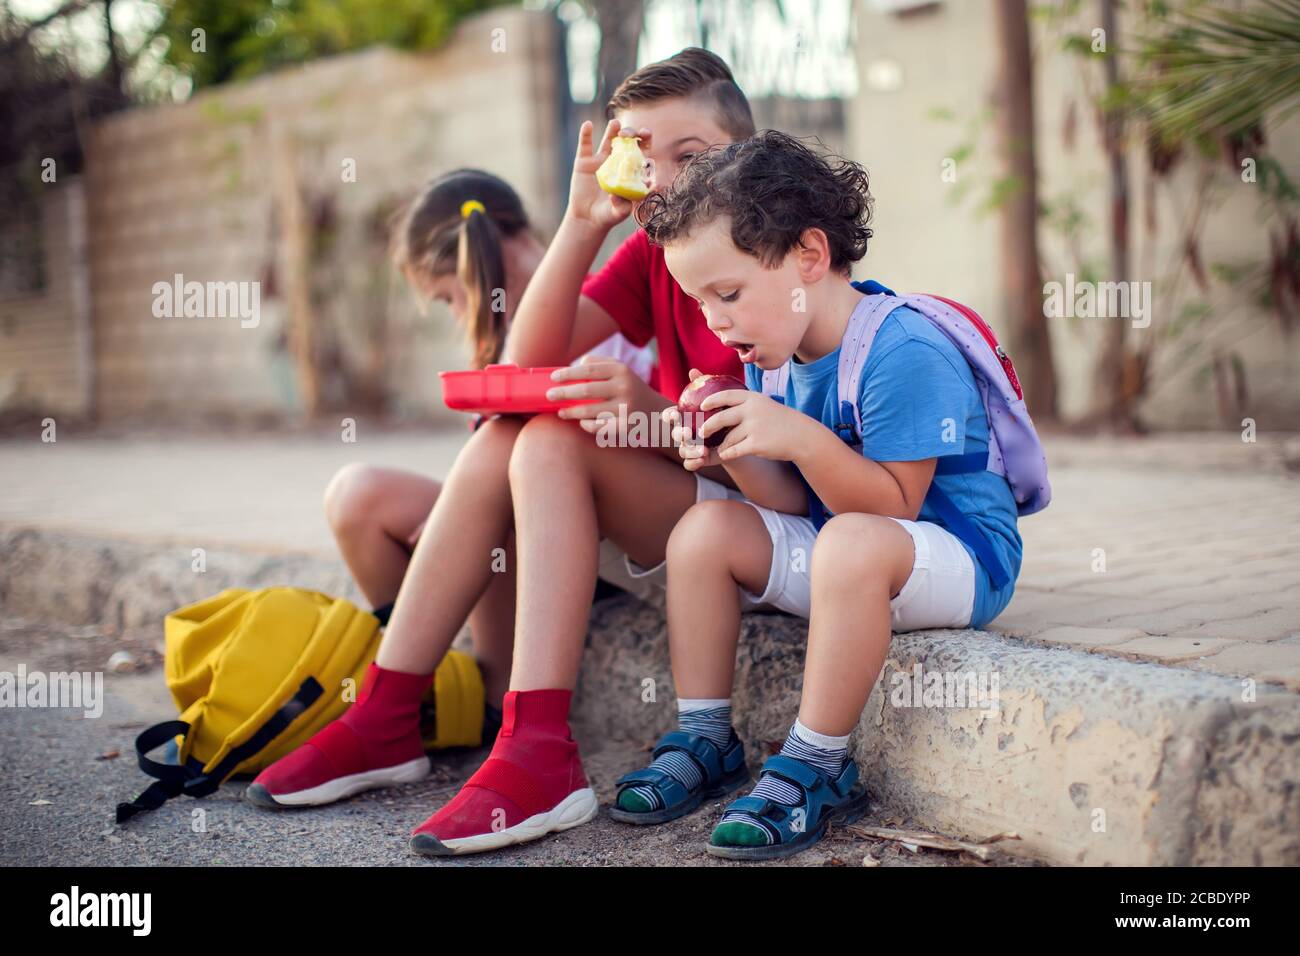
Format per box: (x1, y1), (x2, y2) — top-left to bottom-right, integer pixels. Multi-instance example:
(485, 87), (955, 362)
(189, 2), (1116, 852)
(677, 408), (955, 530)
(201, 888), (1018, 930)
(745, 300), (1023, 627)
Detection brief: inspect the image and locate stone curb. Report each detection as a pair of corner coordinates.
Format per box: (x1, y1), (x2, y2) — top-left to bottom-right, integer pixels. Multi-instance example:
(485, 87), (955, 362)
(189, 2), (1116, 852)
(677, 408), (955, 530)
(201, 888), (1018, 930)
(3, 524), (1296, 865)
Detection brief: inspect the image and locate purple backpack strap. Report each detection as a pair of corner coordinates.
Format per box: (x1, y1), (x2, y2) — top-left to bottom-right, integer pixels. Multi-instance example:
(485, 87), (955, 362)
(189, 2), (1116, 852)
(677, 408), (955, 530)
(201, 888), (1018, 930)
(760, 365), (789, 402)
(890, 293), (1052, 517)
(835, 292), (908, 443)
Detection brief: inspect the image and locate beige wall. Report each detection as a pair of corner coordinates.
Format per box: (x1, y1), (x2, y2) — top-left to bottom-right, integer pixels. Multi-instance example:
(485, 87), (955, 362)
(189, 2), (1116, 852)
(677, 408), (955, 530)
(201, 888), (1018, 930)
(849, 0), (1300, 430)
(38, 6), (561, 422)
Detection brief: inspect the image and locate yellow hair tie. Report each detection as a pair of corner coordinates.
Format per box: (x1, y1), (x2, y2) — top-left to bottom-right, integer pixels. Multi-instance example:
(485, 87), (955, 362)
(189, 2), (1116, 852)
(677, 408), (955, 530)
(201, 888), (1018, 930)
(460, 199), (486, 219)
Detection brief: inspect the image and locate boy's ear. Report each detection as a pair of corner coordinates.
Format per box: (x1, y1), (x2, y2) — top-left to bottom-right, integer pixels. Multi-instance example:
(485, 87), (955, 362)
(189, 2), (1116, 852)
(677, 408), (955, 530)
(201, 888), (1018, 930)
(795, 227), (833, 283)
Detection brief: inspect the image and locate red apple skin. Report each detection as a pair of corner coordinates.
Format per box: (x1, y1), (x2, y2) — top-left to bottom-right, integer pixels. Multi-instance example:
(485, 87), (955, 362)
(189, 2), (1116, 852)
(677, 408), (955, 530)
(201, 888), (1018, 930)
(677, 374), (747, 448)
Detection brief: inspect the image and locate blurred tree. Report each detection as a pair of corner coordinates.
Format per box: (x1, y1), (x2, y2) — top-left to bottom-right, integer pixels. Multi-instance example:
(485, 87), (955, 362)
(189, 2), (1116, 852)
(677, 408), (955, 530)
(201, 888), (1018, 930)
(1050, 0), (1300, 429)
(591, 0), (644, 109)
(993, 0), (1059, 423)
(0, 1), (130, 220)
(1093, 0), (1133, 431)
(154, 0), (516, 90)
(1127, 0), (1299, 424)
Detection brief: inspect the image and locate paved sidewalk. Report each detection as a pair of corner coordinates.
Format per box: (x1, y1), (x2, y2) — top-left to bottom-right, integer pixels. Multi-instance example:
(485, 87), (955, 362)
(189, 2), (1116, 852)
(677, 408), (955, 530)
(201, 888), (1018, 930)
(997, 436), (1300, 688)
(2, 425), (1298, 688)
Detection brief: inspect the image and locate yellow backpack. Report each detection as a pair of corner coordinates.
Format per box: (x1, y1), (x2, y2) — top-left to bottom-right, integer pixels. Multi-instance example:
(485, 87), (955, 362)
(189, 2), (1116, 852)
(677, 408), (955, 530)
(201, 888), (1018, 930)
(115, 587), (484, 823)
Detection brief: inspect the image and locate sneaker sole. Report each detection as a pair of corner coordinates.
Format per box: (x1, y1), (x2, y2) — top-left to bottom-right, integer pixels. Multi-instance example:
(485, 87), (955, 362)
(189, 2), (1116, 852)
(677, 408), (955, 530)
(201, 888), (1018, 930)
(245, 755), (431, 809)
(407, 787), (599, 857)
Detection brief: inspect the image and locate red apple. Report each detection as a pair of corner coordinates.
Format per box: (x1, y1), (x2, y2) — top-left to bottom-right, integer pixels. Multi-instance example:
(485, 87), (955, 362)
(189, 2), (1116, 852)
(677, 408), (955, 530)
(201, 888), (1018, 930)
(677, 374), (746, 448)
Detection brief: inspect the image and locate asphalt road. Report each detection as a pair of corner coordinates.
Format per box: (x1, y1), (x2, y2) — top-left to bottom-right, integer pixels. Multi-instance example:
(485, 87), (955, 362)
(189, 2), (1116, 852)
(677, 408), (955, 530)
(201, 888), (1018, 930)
(0, 618), (1023, 868)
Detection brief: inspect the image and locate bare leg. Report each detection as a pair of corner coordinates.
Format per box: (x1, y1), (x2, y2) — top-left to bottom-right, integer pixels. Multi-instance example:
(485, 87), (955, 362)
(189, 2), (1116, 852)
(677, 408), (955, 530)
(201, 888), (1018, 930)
(371, 418), (524, 702)
(323, 425), (522, 705)
(665, 500), (774, 699)
(408, 417), (753, 848)
(465, 534), (516, 706)
(323, 464), (440, 609)
(506, 414), (701, 690)
(798, 513), (915, 735)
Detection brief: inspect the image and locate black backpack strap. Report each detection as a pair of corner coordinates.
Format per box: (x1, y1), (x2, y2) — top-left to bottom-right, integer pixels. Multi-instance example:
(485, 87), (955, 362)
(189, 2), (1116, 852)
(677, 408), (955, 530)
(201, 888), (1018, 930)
(115, 676), (325, 823)
(182, 676), (324, 797)
(371, 601), (395, 627)
(115, 720), (194, 823)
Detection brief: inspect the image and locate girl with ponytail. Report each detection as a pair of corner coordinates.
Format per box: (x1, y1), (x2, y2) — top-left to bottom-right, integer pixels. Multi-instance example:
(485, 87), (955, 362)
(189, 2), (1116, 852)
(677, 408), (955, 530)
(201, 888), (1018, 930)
(392, 168), (654, 374)
(391, 169), (526, 371)
(287, 171), (650, 787)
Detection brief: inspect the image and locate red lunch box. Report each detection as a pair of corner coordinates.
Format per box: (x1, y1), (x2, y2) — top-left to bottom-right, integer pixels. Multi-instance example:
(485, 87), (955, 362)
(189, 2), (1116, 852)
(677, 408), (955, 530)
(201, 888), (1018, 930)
(439, 364), (598, 416)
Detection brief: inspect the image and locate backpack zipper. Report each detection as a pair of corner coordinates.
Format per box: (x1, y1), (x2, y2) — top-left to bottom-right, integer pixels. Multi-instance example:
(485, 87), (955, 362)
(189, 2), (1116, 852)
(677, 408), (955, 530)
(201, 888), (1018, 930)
(931, 294), (1024, 401)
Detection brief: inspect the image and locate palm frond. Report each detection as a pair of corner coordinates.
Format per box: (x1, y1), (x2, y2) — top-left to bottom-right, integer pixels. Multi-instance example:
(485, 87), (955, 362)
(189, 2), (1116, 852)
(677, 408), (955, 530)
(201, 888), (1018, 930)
(1132, 0), (1300, 141)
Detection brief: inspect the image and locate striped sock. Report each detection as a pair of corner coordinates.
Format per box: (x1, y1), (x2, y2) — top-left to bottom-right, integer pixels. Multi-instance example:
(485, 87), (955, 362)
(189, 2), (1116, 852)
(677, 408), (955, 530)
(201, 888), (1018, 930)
(618, 699), (732, 813)
(715, 719), (850, 846)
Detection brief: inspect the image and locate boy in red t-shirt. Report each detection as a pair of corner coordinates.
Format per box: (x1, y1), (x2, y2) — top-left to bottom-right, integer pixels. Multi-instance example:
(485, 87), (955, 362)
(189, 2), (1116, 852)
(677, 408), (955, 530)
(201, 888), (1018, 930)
(407, 51), (760, 855)
(247, 49), (755, 852)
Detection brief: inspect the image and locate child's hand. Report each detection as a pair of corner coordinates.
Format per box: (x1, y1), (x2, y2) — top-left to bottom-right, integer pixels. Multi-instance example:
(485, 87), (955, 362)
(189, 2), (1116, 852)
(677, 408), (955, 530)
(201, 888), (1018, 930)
(548, 355), (661, 429)
(566, 120), (652, 234)
(699, 388), (811, 463)
(662, 405), (720, 471)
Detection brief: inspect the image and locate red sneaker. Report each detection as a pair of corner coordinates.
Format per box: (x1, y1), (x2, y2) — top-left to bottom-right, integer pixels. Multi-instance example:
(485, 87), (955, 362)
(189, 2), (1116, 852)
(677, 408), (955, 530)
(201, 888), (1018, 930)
(409, 688), (597, 855)
(246, 663), (431, 808)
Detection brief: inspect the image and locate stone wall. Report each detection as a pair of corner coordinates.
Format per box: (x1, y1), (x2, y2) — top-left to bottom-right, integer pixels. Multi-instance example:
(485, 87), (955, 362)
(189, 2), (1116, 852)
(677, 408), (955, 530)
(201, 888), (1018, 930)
(3, 7), (564, 424)
(0, 179), (93, 418)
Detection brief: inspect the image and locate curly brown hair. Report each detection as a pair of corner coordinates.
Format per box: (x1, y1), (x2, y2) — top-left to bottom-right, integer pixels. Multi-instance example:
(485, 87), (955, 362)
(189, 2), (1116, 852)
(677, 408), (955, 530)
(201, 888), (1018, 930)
(637, 129), (874, 275)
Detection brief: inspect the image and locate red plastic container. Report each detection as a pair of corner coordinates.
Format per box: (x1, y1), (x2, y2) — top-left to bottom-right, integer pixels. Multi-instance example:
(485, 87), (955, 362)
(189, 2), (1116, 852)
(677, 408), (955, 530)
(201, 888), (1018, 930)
(439, 364), (599, 416)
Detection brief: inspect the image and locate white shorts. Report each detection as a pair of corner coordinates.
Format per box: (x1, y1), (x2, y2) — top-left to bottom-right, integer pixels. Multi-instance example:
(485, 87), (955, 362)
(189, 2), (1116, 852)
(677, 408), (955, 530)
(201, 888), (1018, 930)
(736, 507), (976, 630)
(597, 475), (763, 608)
(600, 479), (976, 631)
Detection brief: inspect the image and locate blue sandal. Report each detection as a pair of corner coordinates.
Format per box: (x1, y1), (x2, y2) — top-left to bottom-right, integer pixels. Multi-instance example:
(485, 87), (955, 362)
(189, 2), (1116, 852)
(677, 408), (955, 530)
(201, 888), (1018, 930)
(609, 730), (750, 825)
(706, 754), (870, 860)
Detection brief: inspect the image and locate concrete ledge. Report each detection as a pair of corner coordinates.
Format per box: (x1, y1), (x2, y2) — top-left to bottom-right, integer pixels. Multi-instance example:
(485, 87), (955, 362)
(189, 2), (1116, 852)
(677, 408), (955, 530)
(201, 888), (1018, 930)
(0, 526), (366, 630)
(4, 524), (1297, 866)
(581, 597), (1300, 866)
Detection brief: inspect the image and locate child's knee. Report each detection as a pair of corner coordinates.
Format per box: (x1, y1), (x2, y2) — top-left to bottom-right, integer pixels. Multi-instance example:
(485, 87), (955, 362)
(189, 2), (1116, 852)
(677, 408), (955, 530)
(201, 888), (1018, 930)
(478, 414), (525, 450)
(463, 416), (523, 476)
(667, 499), (752, 570)
(323, 463), (383, 533)
(812, 513), (905, 589)
(508, 414), (585, 485)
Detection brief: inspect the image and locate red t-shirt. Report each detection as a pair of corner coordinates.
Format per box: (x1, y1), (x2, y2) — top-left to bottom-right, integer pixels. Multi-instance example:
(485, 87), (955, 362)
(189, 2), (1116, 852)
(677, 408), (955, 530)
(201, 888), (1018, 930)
(581, 228), (742, 400)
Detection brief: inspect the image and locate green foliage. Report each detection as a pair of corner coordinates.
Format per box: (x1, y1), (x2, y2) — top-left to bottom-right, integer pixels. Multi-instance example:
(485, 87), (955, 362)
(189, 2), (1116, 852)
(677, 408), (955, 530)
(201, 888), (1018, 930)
(1131, 0), (1300, 142)
(155, 0), (515, 90)
(980, 174), (1026, 216)
(936, 104), (1004, 215)
(1061, 32), (1102, 57)
(1040, 191), (1094, 244)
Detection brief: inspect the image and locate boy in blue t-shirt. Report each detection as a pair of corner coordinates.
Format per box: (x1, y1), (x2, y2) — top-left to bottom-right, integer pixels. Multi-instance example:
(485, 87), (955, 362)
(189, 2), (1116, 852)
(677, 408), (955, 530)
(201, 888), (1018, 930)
(607, 130), (1024, 860)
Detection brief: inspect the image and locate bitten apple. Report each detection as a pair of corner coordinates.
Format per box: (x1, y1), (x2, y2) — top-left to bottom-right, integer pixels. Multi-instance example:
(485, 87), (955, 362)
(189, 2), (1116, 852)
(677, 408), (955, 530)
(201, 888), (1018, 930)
(596, 135), (649, 201)
(677, 374), (747, 448)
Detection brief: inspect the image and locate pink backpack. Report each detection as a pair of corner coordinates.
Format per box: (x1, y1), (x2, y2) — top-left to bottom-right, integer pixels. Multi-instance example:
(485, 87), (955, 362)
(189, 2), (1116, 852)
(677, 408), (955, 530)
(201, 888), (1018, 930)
(760, 280), (1051, 589)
